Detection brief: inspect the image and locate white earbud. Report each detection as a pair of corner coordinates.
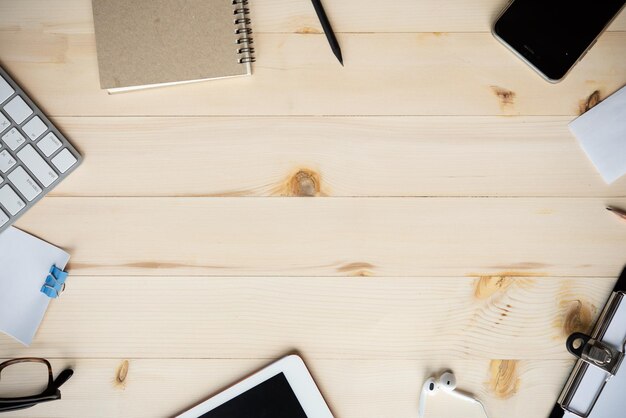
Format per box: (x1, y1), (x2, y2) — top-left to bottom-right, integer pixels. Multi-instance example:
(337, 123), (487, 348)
(418, 377), (438, 418)
(438, 371), (456, 392)
(418, 372), (488, 418)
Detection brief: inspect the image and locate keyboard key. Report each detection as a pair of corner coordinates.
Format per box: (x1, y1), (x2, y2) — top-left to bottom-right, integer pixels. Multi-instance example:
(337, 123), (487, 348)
(0, 208), (8, 227)
(0, 75), (14, 104)
(8, 166), (42, 201)
(22, 116), (47, 140)
(0, 149), (16, 173)
(17, 144), (59, 187)
(51, 149), (77, 174)
(37, 132), (62, 157)
(0, 67), (82, 232)
(4, 96), (33, 124)
(1, 127), (26, 150)
(0, 184), (25, 215)
(0, 112), (10, 134)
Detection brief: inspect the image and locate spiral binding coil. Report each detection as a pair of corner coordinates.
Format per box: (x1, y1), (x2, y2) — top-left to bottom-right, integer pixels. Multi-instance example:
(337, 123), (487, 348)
(233, 0), (255, 64)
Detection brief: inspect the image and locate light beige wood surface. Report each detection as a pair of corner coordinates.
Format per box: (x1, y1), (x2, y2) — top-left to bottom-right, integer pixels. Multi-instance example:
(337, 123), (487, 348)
(0, 0), (625, 417)
(2, 32), (625, 117)
(11, 197), (626, 277)
(0, 358), (576, 418)
(47, 116), (626, 198)
(0, 276), (617, 359)
(2, 0), (626, 34)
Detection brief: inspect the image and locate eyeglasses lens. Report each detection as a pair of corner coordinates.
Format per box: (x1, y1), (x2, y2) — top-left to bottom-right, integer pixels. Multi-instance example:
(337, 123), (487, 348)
(0, 361), (49, 398)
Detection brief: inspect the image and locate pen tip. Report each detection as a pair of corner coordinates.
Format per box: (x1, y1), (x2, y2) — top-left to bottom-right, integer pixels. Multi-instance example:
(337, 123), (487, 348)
(333, 49), (343, 66)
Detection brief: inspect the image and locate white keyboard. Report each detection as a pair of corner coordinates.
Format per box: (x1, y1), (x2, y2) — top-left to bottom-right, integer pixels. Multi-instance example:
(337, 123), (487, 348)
(0, 66), (82, 233)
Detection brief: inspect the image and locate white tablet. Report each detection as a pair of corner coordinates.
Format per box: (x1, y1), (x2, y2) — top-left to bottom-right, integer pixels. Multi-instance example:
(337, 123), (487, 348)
(176, 355), (334, 418)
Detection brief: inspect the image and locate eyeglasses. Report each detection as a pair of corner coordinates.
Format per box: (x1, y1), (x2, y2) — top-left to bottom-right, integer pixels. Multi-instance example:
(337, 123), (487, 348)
(0, 358), (73, 413)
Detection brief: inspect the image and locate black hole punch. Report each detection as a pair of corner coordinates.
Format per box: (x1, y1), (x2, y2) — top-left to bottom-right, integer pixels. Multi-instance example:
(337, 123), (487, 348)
(429, 382), (435, 391)
(566, 332), (590, 358)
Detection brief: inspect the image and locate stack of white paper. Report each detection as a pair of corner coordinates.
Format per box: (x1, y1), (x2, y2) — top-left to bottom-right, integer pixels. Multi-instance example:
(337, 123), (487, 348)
(569, 85), (626, 184)
(0, 227), (70, 345)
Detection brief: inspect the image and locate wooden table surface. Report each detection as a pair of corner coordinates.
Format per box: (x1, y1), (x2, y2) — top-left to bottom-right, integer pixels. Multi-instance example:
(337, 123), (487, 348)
(1, 1), (625, 417)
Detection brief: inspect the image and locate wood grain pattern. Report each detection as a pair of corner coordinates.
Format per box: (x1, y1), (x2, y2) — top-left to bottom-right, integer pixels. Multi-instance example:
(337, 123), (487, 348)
(0, 276), (615, 359)
(0, 31), (624, 116)
(11, 197), (626, 277)
(252, 0), (626, 34)
(1, 1), (625, 418)
(0, 358), (576, 418)
(1, 0), (625, 33)
(45, 116), (626, 198)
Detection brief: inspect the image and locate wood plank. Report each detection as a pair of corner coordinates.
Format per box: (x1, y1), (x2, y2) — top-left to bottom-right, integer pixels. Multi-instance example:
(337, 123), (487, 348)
(13, 197), (626, 277)
(0, 358), (575, 418)
(1, 31), (624, 116)
(48, 116), (626, 198)
(251, 0), (626, 33)
(1, 0), (624, 33)
(0, 276), (615, 359)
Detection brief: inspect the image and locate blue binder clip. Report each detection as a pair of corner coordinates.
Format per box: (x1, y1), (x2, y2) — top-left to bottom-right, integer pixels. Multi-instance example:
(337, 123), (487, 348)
(40, 265), (68, 298)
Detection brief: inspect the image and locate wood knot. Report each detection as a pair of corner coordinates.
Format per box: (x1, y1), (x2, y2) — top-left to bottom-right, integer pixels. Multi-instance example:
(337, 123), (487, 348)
(490, 86), (516, 109)
(488, 360), (520, 399)
(281, 169), (323, 197)
(474, 276), (512, 299)
(579, 90), (601, 114)
(296, 26), (322, 34)
(114, 360), (129, 389)
(561, 300), (595, 336)
(337, 262), (375, 277)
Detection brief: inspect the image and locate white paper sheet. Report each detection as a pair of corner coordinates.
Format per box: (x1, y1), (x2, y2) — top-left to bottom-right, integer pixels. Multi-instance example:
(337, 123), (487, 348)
(569, 85), (626, 184)
(0, 227), (70, 345)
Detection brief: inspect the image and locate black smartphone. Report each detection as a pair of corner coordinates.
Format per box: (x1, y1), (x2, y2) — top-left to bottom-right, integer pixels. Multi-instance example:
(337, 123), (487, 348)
(493, 0), (625, 82)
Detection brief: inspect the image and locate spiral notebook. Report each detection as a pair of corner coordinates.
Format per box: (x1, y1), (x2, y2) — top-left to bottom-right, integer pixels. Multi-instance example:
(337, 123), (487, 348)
(92, 0), (255, 93)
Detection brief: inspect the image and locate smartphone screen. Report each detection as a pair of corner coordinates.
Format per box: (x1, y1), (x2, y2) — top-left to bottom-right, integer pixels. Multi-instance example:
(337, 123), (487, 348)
(494, 0), (625, 81)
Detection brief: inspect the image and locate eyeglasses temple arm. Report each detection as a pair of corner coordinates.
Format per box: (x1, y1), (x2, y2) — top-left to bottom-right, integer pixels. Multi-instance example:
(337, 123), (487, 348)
(52, 369), (74, 389)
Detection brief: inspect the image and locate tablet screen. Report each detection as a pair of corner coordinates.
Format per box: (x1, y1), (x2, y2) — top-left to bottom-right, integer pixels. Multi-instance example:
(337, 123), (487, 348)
(198, 372), (308, 418)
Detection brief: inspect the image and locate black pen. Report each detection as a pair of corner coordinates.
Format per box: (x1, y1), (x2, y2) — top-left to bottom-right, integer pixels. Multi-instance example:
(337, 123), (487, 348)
(310, 0), (343, 66)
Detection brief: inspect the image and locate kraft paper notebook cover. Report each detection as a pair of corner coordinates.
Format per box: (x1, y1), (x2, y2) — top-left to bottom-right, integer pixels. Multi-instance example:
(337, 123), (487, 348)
(92, 0), (254, 93)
